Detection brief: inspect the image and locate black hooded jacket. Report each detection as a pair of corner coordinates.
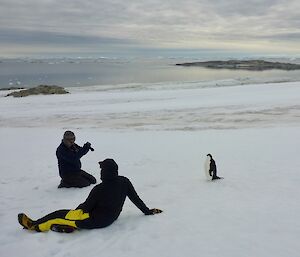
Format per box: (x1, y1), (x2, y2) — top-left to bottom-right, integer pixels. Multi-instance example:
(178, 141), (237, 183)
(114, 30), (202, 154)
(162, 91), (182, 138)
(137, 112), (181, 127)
(75, 159), (151, 229)
(56, 142), (89, 177)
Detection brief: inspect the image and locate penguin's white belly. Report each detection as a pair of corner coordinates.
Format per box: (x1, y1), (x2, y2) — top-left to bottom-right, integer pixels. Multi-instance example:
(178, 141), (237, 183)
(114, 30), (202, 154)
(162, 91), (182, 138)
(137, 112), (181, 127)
(204, 157), (212, 180)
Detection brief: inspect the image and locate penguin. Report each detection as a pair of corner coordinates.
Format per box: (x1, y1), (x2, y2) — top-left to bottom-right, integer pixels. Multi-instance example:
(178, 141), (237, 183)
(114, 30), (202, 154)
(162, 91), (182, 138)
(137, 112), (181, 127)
(204, 154), (222, 181)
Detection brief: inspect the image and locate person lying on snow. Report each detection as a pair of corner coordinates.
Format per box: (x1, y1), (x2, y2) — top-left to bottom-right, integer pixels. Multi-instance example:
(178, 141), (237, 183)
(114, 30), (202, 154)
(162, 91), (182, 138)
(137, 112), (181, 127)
(18, 159), (162, 233)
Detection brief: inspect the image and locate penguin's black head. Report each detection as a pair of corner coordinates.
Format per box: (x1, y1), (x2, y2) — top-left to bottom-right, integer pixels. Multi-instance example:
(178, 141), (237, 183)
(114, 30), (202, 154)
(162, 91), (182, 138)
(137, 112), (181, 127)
(207, 154), (212, 158)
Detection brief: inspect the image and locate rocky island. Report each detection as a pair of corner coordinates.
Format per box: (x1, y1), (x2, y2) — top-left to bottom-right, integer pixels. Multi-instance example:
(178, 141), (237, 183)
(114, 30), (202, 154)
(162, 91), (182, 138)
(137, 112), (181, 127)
(6, 85), (69, 97)
(175, 60), (300, 71)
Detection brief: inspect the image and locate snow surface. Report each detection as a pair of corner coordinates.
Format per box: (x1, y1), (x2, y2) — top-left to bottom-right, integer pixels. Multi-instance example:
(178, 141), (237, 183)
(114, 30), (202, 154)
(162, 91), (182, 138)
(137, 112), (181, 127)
(0, 81), (300, 257)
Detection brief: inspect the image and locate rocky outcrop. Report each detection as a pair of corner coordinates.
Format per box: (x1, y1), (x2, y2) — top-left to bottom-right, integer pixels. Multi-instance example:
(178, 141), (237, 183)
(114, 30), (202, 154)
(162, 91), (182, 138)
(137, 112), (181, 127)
(176, 60), (300, 71)
(6, 85), (69, 97)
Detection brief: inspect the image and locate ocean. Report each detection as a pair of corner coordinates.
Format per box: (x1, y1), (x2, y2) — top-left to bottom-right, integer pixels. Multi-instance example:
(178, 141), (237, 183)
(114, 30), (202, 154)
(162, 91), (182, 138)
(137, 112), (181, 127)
(1, 57), (300, 89)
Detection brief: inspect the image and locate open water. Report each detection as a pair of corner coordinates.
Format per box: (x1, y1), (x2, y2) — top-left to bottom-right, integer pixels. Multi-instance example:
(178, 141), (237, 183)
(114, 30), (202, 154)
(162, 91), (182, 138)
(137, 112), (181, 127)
(1, 57), (300, 89)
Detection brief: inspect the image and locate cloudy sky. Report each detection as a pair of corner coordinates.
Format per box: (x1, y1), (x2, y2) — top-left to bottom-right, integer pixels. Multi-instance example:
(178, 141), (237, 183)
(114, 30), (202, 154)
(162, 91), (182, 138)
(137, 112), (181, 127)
(0, 0), (299, 57)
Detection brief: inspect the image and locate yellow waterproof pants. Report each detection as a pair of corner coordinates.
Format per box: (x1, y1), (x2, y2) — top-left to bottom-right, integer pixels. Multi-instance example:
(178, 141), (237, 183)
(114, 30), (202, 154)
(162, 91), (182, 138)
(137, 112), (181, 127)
(37, 209), (89, 232)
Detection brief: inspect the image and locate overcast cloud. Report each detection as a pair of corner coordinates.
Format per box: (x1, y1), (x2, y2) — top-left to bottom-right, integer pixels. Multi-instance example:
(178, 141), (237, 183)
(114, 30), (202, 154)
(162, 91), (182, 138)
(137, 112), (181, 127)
(0, 0), (299, 57)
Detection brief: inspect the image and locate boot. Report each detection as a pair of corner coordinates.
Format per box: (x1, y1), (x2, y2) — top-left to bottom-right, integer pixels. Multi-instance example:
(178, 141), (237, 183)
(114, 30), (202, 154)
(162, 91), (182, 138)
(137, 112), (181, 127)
(18, 213), (35, 230)
(50, 224), (76, 233)
(58, 180), (72, 188)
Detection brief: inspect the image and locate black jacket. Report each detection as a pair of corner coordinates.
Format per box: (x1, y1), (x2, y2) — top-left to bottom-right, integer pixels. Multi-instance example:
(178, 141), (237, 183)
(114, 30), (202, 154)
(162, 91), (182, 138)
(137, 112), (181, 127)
(56, 142), (89, 177)
(75, 175), (151, 229)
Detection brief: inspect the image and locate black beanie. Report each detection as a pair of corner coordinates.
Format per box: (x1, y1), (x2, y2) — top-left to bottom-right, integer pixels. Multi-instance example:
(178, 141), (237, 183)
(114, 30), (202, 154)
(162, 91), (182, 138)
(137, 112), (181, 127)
(99, 159), (118, 181)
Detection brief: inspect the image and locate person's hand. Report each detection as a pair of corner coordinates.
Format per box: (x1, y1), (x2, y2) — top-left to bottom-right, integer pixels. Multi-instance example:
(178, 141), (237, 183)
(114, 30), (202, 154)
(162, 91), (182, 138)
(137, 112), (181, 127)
(84, 142), (91, 148)
(145, 208), (163, 215)
(83, 142), (95, 151)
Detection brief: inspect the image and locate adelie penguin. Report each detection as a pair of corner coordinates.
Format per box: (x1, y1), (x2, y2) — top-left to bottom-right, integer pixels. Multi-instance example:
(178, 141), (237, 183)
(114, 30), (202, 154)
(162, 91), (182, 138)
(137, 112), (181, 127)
(204, 154), (223, 181)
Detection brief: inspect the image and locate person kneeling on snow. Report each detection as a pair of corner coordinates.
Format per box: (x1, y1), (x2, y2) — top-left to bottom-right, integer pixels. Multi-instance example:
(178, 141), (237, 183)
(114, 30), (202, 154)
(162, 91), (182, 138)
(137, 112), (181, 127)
(56, 130), (97, 188)
(18, 159), (162, 233)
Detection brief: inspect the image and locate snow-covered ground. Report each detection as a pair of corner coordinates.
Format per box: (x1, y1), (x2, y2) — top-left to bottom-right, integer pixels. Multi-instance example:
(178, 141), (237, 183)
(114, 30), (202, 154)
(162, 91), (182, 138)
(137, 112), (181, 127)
(0, 81), (300, 257)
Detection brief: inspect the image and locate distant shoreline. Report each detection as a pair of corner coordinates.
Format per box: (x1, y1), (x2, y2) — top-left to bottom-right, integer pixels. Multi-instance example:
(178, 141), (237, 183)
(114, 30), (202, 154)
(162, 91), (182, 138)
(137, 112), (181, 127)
(176, 60), (300, 71)
(0, 86), (25, 91)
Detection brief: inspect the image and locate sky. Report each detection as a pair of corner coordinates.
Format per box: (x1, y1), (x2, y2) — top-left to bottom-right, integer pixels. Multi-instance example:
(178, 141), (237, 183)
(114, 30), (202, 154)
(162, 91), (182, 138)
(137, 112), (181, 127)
(0, 0), (299, 58)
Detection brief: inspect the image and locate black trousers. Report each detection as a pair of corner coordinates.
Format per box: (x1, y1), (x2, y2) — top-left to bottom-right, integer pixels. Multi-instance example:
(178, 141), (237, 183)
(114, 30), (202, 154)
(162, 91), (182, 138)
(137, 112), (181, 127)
(59, 170), (97, 188)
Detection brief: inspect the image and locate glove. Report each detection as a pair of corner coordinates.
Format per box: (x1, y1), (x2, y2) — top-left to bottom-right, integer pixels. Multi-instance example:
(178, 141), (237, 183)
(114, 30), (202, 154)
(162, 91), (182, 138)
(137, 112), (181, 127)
(145, 208), (163, 215)
(83, 142), (91, 148)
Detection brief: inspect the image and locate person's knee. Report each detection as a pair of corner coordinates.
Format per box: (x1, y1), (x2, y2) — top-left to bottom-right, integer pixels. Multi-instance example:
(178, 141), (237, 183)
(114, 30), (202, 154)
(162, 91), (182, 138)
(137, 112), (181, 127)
(65, 210), (89, 220)
(77, 179), (92, 188)
(90, 176), (97, 184)
(63, 174), (92, 188)
(77, 183), (90, 188)
(80, 171), (97, 184)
